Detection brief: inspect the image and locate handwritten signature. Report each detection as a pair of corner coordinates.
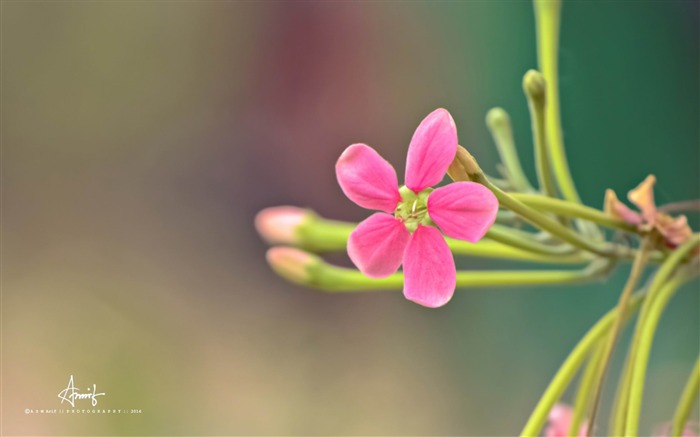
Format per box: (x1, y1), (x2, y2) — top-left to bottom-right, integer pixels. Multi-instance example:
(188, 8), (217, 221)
(57, 375), (105, 407)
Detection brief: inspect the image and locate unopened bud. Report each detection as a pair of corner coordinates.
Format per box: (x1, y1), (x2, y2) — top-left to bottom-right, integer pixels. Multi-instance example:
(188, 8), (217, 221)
(485, 107), (512, 133)
(255, 206), (311, 245)
(266, 247), (320, 285)
(523, 70), (546, 105)
(455, 146), (483, 180)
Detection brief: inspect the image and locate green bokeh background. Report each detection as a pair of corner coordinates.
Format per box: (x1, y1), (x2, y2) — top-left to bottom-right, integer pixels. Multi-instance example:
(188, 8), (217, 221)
(3, 1), (697, 435)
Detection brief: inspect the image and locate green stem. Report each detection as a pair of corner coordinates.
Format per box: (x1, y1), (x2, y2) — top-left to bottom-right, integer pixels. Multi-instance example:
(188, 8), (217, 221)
(305, 259), (610, 292)
(625, 272), (697, 436)
(519, 292), (646, 437)
(487, 224), (576, 256)
(671, 357), (700, 437)
(523, 70), (558, 198)
(533, 0), (578, 205)
(610, 339), (638, 436)
(486, 107), (535, 193)
(299, 216), (589, 264)
(585, 237), (653, 437)
(569, 340), (605, 436)
(471, 171), (613, 257)
(512, 193), (638, 234)
(615, 235), (700, 436)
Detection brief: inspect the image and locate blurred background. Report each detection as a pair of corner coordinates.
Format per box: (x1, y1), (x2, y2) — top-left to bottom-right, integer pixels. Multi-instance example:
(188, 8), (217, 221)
(3, 1), (698, 435)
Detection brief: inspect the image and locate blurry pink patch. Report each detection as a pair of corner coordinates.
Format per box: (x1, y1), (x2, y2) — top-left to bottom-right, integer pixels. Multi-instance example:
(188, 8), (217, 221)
(652, 422), (700, 437)
(336, 108), (498, 308)
(544, 403), (588, 437)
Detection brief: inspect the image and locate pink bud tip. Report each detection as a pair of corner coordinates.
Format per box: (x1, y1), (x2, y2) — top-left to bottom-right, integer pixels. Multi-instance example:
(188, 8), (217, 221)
(255, 206), (309, 245)
(266, 247), (316, 284)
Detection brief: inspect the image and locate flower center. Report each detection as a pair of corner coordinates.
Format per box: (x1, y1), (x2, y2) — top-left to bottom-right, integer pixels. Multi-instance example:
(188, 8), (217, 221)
(395, 186), (434, 232)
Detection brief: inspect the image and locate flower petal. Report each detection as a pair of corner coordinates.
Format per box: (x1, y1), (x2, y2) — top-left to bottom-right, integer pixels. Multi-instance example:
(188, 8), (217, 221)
(544, 404), (588, 437)
(426, 182), (499, 242)
(405, 108), (458, 192)
(605, 189), (643, 225)
(336, 144), (401, 213)
(403, 225), (456, 308)
(628, 175), (657, 225)
(347, 213), (410, 278)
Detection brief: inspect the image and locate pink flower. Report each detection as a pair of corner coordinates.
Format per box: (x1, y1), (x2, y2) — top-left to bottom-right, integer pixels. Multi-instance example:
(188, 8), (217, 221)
(544, 403), (588, 437)
(335, 108), (498, 308)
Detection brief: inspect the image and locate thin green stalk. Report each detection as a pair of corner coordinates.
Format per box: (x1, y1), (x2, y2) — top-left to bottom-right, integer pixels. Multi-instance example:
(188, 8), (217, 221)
(519, 292), (645, 437)
(523, 70), (557, 198)
(448, 238), (587, 264)
(512, 193), (638, 234)
(569, 340), (605, 436)
(479, 175), (611, 257)
(671, 357), (700, 437)
(585, 237), (653, 437)
(486, 107), (535, 193)
(610, 332), (639, 436)
(487, 224), (576, 256)
(299, 215), (589, 264)
(625, 272), (697, 436)
(533, 0), (578, 204)
(615, 235), (700, 435)
(533, 0), (604, 242)
(306, 258), (610, 292)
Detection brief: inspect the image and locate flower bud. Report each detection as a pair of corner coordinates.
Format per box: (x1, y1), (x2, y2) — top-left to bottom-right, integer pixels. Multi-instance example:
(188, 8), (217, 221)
(255, 206), (311, 245)
(265, 247), (319, 285)
(523, 69), (547, 105)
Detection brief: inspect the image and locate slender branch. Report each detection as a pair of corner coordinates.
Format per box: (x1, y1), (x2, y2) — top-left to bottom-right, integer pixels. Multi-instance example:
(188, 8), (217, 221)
(487, 224), (576, 256)
(511, 193), (638, 234)
(533, 0), (578, 204)
(469, 168), (613, 257)
(569, 340), (605, 436)
(306, 258), (610, 292)
(298, 215), (589, 264)
(671, 357), (700, 437)
(486, 107), (535, 193)
(519, 292), (646, 437)
(610, 237), (700, 436)
(625, 272), (697, 436)
(585, 237), (653, 437)
(523, 70), (558, 198)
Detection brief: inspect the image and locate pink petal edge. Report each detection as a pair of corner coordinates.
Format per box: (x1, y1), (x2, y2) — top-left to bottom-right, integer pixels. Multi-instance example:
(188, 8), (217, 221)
(404, 108), (458, 192)
(402, 225), (456, 308)
(336, 144), (401, 213)
(347, 213), (411, 278)
(427, 182), (499, 242)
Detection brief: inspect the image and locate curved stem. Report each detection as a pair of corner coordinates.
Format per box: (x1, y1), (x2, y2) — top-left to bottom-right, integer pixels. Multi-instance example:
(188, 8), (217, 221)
(512, 193), (638, 234)
(299, 215), (589, 264)
(486, 108), (535, 193)
(625, 272), (697, 436)
(611, 236), (700, 436)
(569, 340), (605, 436)
(671, 357), (700, 437)
(307, 259), (609, 292)
(533, 0), (578, 204)
(476, 173), (612, 257)
(519, 292), (646, 437)
(585, 237), (653, 436)
(523, 70), (558, 198)
(487, 224), (576, 256)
